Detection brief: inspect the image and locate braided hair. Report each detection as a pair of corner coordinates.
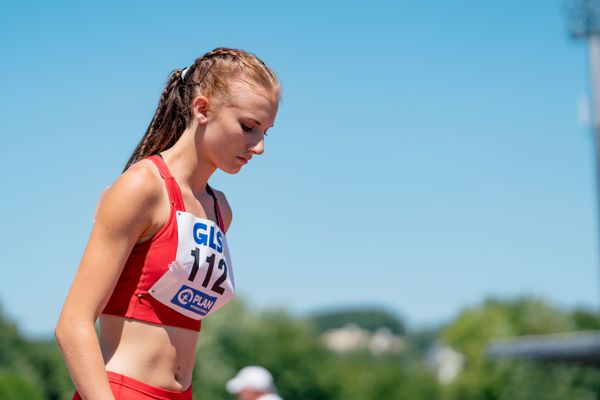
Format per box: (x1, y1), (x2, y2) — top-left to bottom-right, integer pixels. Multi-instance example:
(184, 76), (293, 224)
(124, 47), (279, 171)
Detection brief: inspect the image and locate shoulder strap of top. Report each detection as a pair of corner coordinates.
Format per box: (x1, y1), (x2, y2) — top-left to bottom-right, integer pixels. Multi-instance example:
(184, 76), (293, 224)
(148, 154), (224, 231)
(206, 184), (225, 232)
(147, 154), (186, 211)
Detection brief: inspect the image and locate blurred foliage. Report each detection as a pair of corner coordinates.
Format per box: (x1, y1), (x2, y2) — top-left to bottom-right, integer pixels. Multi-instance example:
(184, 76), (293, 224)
(441, 297), (600, 400)
(309, 307), (405, 334)
(442, 297), (580, 365)
(0, 306), (74, 400)
(2, 297), (600, 399)
(403, 326), (440, 363)
(194, 300), (433, 400)
(572, 308), (600, 331)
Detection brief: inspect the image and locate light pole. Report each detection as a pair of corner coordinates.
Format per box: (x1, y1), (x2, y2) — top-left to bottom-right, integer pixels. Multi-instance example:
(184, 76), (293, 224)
(566, 0), (600, 315)
(483, 3), (600, 365)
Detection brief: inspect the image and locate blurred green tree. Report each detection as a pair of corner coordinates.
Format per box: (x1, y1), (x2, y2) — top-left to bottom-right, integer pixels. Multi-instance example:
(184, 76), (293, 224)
(0, 306), (73, 400)
(194, 299), (339, 400)
(441, 297), (600, 400)
(2, 296), (600, 400)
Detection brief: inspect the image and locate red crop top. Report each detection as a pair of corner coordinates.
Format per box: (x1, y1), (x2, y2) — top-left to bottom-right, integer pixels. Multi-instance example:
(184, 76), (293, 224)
(102, 155), (225, 331)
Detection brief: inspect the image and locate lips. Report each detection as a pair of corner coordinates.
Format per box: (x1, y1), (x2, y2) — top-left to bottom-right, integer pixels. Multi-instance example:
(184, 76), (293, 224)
(237, 156), (249, 165)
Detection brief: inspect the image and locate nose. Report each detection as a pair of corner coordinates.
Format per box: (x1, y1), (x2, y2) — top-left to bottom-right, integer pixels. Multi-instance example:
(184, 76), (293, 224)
(248, 136), (265, 156)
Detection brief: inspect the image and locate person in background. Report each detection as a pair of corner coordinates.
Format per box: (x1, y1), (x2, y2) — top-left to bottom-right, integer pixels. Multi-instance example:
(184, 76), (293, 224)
(226, 366), (283, 400)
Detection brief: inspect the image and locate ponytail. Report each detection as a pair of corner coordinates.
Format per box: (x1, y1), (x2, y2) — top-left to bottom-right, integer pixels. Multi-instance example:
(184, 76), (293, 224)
(123, 69), (192, 171)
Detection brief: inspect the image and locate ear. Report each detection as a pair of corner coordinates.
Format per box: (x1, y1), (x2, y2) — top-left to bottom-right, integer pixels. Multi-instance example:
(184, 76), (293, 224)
(191, 95), (209, 123)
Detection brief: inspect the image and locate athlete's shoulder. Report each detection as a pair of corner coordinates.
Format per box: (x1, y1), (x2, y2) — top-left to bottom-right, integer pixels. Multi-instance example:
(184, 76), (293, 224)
(94, 158), (164, 229)
(112, 159), (163, 202)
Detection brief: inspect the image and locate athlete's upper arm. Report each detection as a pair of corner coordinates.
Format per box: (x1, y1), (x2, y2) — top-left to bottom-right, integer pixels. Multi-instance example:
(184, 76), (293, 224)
(213, 189), (233, 233)
(59, 165), (162, 321)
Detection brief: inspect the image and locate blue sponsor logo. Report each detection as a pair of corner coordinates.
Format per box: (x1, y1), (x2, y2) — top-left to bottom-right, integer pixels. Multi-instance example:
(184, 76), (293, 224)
(193, 222), (223, 253)
(171, 285), (217, 316)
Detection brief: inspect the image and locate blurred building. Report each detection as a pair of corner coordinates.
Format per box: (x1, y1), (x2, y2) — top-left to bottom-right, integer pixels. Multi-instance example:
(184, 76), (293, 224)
(321, 324), (405, 355)
(426, 344), (465, 384)
(487, 330), (600, 366)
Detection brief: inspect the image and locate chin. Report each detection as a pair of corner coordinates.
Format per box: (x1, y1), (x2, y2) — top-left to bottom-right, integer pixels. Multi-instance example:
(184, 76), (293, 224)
(220, 165), (243, 175)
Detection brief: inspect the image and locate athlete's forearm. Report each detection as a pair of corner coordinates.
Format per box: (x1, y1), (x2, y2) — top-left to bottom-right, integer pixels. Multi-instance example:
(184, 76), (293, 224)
(55, 318), (115, 400)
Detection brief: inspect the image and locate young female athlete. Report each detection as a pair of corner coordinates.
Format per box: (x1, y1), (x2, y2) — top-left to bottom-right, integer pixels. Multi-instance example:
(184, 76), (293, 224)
(55, 47), (280, 400)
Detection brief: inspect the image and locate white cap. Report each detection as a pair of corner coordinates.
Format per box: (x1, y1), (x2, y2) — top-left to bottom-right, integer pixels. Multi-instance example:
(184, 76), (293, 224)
(226, 366), (276, 394)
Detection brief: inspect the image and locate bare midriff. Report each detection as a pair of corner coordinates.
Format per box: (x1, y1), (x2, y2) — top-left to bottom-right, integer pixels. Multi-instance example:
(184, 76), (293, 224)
(99, 314), (199, 391)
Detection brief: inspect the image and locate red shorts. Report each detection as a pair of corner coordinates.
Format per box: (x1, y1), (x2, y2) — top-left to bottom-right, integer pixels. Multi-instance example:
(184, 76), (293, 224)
(71, 371), (192, 400)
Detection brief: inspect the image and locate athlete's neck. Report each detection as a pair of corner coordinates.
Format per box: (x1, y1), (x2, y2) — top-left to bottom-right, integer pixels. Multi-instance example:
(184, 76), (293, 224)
(160, 126), (216, 194)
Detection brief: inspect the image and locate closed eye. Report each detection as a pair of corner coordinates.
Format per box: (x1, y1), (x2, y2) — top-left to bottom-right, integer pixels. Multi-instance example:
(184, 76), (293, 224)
(241, 123), (268, 136)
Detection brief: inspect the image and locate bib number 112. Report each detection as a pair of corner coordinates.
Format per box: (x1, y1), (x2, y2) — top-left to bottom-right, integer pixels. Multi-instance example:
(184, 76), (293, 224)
(188, 248), (227, 295)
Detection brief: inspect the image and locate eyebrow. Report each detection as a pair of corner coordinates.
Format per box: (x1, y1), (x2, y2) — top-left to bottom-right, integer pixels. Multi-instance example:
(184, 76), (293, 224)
(248, 118), (274, 130)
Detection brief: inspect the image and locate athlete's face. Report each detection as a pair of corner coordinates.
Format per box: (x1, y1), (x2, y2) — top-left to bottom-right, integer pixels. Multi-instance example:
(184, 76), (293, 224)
(236, 388), (266, 400)
(200, 78), (279, 174)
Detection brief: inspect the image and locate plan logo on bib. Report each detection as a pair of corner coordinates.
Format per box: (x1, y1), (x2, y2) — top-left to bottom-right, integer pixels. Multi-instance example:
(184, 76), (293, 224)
(171, 285), (217, 316)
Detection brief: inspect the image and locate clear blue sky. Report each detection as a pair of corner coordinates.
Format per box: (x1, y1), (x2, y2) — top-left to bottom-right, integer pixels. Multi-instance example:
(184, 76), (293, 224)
(1, 1), (598, 337)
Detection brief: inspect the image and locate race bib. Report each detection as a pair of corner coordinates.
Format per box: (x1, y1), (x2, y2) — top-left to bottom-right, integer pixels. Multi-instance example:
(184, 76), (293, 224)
(148, 210), (235, 320)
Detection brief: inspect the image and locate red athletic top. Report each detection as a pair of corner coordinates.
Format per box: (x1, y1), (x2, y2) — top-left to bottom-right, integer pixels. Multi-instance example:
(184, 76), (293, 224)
(102, 155), (224, 331)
